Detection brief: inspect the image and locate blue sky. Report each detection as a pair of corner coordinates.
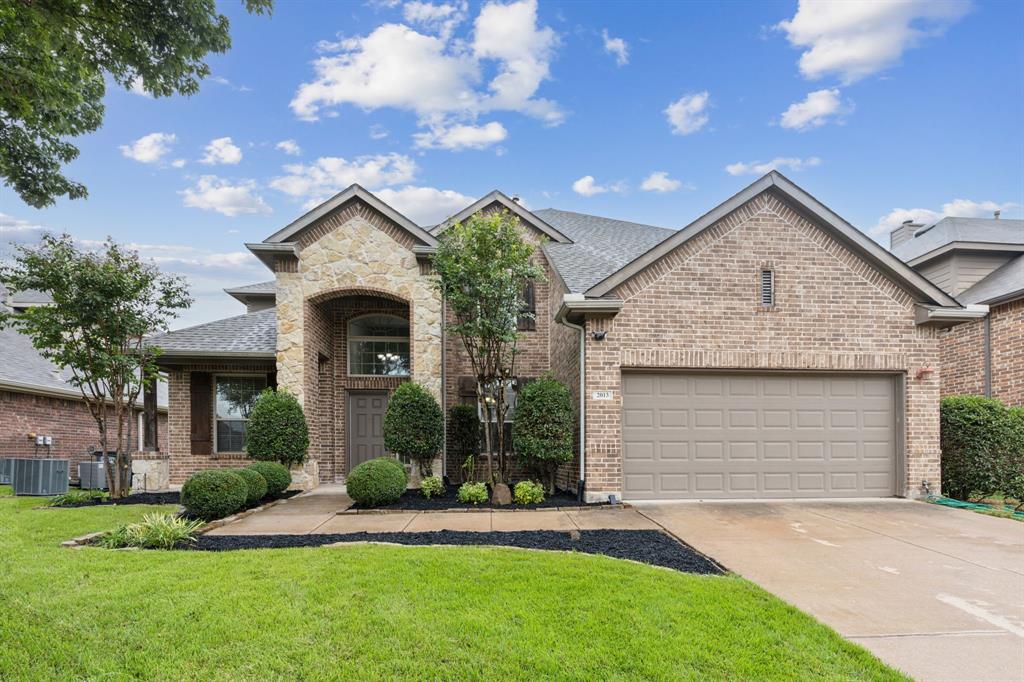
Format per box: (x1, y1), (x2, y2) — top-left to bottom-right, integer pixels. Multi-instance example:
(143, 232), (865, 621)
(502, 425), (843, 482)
(2, 0), (1022, 328)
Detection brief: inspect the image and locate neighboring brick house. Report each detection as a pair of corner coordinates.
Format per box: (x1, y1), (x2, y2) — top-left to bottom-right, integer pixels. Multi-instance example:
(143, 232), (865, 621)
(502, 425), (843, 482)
(0, 289), (169, 484)
(149, 172), (982, 500)
(891, 217), (1023, 407)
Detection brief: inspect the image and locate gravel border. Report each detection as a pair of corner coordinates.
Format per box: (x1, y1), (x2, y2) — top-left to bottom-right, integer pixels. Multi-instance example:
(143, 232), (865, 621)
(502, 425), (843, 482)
(188, 529), (724, 575)
(351, 484), (607, 512)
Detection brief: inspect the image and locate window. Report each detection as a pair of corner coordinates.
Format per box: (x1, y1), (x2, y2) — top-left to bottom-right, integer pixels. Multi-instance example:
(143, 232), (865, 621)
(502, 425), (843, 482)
(348, 314), (410, 376)
(517, 281), (536, 331)
(760, 269), (775, 307)
(478, 378), (518, 451)
(215, 376), (267, 452)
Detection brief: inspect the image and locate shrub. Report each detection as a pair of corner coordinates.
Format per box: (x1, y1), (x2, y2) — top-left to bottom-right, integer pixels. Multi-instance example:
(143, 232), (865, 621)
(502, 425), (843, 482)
(941, 396), (1024, 505)
(248, 461), (291, 498)
(420, 475), (444, 499)
(457, 481), (488, 505)
(232, 468), (268, 506)
(99, 513), (204, 549)
(512, 374), (574, 494)
(181, 470), (248, 520)
(245, 388), (310, 467)
(448, 404), (480, 482)
(384, 382), (444, 476)
(48, 489), (109, 507)
(347, 458), (408, 507)
(513, 480), (545, 505)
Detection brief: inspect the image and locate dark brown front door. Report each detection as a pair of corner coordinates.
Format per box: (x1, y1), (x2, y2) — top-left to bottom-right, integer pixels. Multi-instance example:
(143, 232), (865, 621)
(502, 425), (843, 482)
(348, 391), (389, 471)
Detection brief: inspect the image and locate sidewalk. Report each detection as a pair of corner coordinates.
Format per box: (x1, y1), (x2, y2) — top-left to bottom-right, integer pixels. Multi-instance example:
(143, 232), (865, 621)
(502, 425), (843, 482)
(205, 484), (660, 535)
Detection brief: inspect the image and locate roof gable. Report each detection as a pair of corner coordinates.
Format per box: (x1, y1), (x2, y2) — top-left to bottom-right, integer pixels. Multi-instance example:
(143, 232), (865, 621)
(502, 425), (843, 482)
(584, 172), (960, 308)
(435, 191), (572, 244)
(892, 216), (1024, 264)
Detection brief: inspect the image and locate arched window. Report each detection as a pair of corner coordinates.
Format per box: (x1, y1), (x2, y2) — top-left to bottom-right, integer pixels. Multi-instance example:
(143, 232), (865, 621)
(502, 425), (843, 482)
(348, 314), (410, 376)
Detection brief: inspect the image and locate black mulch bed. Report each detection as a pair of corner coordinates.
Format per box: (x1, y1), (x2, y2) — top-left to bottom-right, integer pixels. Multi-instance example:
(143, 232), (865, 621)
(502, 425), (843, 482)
(57, 489), (301, 508)
(189, 529), (725, 575)
(351, 483), (605, 511)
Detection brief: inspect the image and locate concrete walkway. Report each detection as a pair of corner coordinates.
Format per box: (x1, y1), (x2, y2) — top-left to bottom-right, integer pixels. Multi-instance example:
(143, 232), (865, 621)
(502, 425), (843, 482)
(205, 484), (660, 535)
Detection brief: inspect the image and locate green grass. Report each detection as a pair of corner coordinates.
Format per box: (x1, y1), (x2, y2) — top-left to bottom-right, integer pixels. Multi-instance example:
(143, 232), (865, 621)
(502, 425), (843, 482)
(0, 485), (904, 681)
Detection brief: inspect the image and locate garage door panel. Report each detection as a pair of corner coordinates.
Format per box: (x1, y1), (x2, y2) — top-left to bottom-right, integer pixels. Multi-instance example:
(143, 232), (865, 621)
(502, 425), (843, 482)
(622, 372), (897, 500)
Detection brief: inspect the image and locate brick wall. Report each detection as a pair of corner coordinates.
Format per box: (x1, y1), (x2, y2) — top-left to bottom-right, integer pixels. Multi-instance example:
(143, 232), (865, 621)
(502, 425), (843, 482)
(580, 190), (942, 500)
(1, 389), (167, 483)
(940, 298), (1024, 406)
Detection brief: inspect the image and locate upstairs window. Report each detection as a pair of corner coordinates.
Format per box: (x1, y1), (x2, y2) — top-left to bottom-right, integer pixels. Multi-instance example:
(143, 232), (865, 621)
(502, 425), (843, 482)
(348, 314), (411, 376)
(760, 269), (775, 307)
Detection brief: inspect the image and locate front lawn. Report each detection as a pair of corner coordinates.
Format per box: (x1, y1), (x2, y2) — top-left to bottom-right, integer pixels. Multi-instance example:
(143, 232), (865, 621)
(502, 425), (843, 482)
(0, 486), (904, 680)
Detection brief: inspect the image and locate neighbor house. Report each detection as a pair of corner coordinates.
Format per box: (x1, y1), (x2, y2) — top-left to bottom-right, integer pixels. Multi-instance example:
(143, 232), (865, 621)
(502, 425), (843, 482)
(891, 216), (1023, 407)
(0, 287), (169, 486)
(147, 172), (984, 501)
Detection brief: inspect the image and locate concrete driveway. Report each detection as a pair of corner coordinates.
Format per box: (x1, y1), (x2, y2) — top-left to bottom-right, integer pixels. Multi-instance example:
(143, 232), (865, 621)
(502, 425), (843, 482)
(638, 499), (1023, 682)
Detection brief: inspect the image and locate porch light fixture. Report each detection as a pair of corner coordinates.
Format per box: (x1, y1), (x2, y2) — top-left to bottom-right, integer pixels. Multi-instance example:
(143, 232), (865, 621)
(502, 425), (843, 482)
(915, 366), (934, 380)
(591, 331), (607, 341)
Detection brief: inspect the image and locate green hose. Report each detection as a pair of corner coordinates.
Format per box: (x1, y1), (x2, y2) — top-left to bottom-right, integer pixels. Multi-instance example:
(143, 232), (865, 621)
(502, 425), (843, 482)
(928, 495), (1024, 519)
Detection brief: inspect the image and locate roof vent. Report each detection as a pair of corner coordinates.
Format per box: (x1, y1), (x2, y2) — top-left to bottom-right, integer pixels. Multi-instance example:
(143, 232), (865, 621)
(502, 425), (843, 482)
(994, 210), (1001, 220)
(511, 195), (521, 204)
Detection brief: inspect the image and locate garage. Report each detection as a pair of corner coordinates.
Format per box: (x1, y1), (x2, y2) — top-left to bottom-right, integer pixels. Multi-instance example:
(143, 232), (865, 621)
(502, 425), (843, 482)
(621, 372), (900, 500)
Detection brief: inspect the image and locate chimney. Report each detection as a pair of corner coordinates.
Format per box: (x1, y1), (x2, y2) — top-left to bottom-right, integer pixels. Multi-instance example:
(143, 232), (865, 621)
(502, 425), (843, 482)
(890, 220), (923, 250)
(994, 210), (1001, 220)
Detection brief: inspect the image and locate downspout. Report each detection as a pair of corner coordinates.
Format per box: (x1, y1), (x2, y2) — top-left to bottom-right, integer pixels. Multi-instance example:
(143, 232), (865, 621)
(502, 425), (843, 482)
(556, 315), (586, 502)
(441, 294), (447, 479)
(983, 315), (992, 397)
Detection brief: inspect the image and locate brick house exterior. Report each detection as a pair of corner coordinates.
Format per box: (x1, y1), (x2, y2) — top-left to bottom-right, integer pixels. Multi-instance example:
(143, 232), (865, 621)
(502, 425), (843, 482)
(150, 173), (980, 500)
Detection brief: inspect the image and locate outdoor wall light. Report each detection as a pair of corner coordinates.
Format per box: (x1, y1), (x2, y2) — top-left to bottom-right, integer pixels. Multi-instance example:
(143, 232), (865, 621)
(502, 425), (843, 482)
(591, 331), (607, 341)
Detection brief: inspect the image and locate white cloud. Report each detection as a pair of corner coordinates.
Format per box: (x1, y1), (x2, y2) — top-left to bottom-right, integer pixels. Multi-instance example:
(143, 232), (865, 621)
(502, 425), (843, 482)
(403, 1), (467, 41)
(275, 139), (302, 156)
(665, 91), (710, 135)
(119, 132), (176, 164)
(777, 0), (970, 84)
(180, 176), (272, 217)
(200, 137), (243, 165)
(374, 185), (475, 224)
(269, 153), (418, 202)
(871, 199), (1019, 236)
(0, 213), (48, 249)
(572, 175), (625, 197)
(640, 171), (685, 193)
(602, 29), (629, 66)
(209, 75), (252, 92)
(369, 124), (390, 140)
(779, 88), (850, 130)
(725, 156), (822, 176)
(170, 158), (186, 168)
(413, 121), (507, 150)
(127, 77), (151, 98)
(291, 0), (562, 142)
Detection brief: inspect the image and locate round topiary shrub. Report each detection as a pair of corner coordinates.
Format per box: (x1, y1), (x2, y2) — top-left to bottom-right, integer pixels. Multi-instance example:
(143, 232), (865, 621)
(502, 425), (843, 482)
(512, 373), (575, 494)
(232, 468), (268, 506)
(513, 480), (545, 505)
(457, 481), (488, 505)
(347, 457), (408, 507)
(181, 470), (248, 521)
(384, 382), (443, 477)
(245, 388), (310, 467)
(248, 461), (291, 498)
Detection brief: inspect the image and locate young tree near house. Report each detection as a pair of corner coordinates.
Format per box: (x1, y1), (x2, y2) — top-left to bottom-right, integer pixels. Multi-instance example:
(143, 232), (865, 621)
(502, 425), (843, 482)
(432, 210), (544, 484)
(0, 0), (272, 208)
(0, 234), (191, 497)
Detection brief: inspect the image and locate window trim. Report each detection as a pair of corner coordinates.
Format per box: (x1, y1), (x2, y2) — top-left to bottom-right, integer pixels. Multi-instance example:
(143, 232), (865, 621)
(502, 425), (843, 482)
(346, 313), (412, 378)
(212, 373), (268, 454)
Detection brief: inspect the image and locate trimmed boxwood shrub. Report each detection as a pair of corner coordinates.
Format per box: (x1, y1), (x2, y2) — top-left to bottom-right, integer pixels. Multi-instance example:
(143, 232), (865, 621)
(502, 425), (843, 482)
(513, 480), (545, 505)
(384, 382), (444, 476)
(448, 404), (480, 482)
(181, 470), (248, 521)
(248, 461), (291, 498)
(457, 481), (488, 505)
(512, 374), (574, 494)
(347, 457), (408, 507)
(232, 468), (268, 506)
(245, 389), (310, 467)
(420, 475), (443, 499)
(941, 395), (1024, 506)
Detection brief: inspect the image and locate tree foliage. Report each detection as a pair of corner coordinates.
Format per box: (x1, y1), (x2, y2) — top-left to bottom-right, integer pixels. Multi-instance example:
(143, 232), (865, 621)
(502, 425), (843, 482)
(0, 0), (272, 208)
(0, 234), (191, 496)
(512, 374), (575, 494)
(245, 389), (309, 467)
(432, 210), (544, 483)
(940, 395), (1024, 508)
(383, 382), (443, 477)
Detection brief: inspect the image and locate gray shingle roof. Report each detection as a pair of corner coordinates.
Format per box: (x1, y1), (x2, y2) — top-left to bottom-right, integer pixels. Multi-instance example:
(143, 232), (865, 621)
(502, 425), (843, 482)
(224, 280), (276, 296)
(536, 208), (677, 293)
(147, 307), (277, 356)
(959, 255), (1024, 305)
(891, 216), (1024, 262)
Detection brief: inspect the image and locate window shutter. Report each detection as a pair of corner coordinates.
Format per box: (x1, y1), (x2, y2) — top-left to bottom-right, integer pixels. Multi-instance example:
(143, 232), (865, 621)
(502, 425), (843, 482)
(267, 371), (277, 390)
(458, 376), (477, 398)
(517, 281), (536, 331)
(190, 372), (213, 456)
(760, 269), (774, 307)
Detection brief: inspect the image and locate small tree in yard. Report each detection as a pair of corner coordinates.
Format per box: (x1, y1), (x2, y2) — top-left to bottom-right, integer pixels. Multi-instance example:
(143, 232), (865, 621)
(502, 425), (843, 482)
(512, 374), (574, 494)
(432, 210), (543, 484)
(383, 382), (443, 477)
(0, 234), (191, 498)
(245, 389), (309, 467)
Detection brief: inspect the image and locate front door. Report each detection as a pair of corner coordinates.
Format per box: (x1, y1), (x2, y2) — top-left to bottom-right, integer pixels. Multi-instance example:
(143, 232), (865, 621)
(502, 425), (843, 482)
(348, 391), (389, 472)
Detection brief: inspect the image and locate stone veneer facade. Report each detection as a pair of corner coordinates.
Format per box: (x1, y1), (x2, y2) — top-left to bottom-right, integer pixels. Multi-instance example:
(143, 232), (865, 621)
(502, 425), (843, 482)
(939, 297), (1024, 407)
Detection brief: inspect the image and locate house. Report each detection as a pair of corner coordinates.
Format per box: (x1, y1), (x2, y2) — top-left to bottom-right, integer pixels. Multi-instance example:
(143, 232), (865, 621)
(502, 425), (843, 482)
(0, 287), (170, 487)
(147, 172), (983, 501)
(891, 217), (1023, 407)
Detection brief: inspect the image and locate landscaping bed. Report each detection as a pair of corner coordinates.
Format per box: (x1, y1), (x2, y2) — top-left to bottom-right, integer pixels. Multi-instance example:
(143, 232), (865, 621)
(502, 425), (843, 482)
(350, 482), (605, 511)
(54, 489), (299, 508)
(189, 529), (723, 575)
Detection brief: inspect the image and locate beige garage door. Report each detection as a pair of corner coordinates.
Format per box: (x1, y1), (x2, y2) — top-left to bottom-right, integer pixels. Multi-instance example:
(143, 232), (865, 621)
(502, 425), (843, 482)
(621, 372), (898, 499)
